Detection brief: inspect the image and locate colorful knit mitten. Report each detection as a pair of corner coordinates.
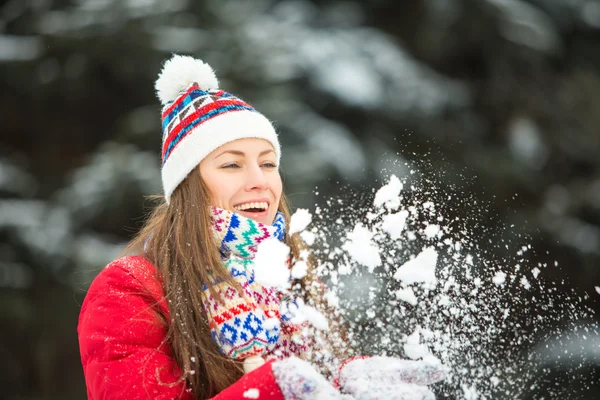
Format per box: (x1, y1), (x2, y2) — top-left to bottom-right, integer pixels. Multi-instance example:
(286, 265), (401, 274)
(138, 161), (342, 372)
(203, 255), (308, 360)
(338, 356), (448, 400)
(272, 357), (354, 400)
(204, 206), (308, 360)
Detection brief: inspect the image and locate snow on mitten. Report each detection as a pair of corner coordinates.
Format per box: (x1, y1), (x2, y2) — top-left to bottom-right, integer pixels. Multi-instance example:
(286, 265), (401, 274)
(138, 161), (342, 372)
(269, 294), (310, 359)
(338, 356), (448, 400)
(340, 382), (435, 400)
(271, 357), (354, 400)
(339, 356), (447, 386)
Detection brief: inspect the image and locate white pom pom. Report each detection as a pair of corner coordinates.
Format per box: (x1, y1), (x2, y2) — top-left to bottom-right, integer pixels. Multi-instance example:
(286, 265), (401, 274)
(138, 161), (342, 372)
(155, 54), (219, 105)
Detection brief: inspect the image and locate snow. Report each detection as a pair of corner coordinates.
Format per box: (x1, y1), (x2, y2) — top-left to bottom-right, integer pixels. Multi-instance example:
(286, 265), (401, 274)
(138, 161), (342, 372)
(293, 301), (329, 330)
(395, 287), (418, 306)
(291, 260), (308, 279)
(292, 173), (597, 399)
(374, 174), (403, 210)
(339, 356), (446, 400)
(382, 210), (409, 239)
(253, 238), (291, 289)
(393, 247), (438, 287)
(492, 271), (506, 286)
(404, 328), (433, 361)
(289, 208), (312, 235)
(325, 290), (340, 308)
(342, 223), (382, 272)
(341, 356), (447, 386)
(271, 357), (351, 399)
(423, 224), (440, 239)
(243, 388), (260, 399)
(595, 286), (600, 295)
(300, 230), (316, 245)
(461, 384), (479, 400)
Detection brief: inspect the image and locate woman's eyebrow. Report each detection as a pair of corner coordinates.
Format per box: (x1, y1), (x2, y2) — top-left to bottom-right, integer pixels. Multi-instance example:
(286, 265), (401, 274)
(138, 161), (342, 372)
(214, 149), (275, 159)
(215, 150), (244, 159)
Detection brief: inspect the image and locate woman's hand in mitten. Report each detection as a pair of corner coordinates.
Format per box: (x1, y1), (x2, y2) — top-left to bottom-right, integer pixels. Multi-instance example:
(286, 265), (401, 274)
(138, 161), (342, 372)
(271, 357), (354, 400)
(338, 356), (448, 400)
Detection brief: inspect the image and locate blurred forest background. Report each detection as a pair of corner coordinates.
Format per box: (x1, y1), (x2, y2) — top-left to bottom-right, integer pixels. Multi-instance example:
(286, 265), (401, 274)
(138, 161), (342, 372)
(1, 0), (600, 399)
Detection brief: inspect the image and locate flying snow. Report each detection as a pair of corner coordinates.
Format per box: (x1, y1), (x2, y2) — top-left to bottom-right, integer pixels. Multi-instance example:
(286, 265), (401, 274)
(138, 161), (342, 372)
(254, 238), (290, 289)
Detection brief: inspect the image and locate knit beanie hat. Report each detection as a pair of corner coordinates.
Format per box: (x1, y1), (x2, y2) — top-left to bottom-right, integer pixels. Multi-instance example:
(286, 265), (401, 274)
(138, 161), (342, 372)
(155, 54), (281, 203)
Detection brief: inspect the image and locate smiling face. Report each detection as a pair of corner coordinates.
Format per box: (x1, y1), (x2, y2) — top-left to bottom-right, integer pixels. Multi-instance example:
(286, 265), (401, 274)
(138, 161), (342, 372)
(199, 138), (282, 225)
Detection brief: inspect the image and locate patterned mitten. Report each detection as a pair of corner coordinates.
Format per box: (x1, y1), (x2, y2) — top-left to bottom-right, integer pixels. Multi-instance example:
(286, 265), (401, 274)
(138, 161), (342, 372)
(203, 255), (309, 360)
(202, 256), (279, 359)
(338, 357), (448, 400)
(341, 382), (435, 400)
(272, 357), (354, 400)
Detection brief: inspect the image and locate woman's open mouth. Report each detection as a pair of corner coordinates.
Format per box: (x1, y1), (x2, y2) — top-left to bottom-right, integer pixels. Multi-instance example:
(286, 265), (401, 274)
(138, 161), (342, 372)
(234, 201), (269, 217)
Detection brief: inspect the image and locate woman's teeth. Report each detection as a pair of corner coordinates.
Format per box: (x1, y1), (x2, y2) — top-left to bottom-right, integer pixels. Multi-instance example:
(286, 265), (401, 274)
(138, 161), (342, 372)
(234, 202), (268, 212)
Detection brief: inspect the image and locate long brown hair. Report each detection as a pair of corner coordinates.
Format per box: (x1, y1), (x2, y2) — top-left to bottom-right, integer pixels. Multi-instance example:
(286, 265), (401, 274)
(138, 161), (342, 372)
(123, 169), (351, 399)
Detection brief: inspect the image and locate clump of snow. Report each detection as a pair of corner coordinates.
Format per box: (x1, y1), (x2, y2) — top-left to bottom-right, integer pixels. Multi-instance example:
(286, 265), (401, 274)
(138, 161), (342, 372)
(462, 384), (479, 400)
(395, 287), (418, 305)
(393, 247), (438, 287)
(291, 260), (308, 279)
(595, 286), (600, 295)
(374, 174), (403, 210)
(293, 300), (329, 330)
(342, 223), (381, 272)
(289, 208), (312, 235)
(403, 327), (437, 361)
(492, 271), (506, 286)
(254, 238), (290, 289)
(382, 210), (409, 239)
(243, 388), (260, 399)
(300, 230), (315, 245)
(423, 224), (440, 239)
(325, 290), (340, 307)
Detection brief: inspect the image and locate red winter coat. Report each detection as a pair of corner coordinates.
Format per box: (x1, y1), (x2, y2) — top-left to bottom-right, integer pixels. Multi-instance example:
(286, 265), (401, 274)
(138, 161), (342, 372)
(78, 255), (285, 400)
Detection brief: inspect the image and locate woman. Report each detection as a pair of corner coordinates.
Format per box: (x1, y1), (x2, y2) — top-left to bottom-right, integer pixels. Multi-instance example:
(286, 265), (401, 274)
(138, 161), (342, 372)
(78, 55), (446, 400)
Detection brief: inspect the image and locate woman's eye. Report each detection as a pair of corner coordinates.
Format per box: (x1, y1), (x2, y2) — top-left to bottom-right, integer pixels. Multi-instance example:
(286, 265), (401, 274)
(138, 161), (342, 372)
(262, 162), (277, 168)
(222, 163), (240, 169)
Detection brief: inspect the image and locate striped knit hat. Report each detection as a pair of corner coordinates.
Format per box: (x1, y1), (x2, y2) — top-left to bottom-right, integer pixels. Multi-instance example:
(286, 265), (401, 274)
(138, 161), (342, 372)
(155, 54), (281, 203)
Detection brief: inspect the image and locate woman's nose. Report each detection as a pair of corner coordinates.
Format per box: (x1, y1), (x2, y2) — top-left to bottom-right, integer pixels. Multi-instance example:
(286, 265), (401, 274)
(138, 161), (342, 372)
(245, 164), (269, 191)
